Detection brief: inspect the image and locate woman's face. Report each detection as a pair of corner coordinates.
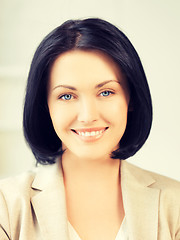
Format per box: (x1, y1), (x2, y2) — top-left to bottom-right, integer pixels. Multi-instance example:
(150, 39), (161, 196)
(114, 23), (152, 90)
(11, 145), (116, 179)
(47, 50), (130, 160)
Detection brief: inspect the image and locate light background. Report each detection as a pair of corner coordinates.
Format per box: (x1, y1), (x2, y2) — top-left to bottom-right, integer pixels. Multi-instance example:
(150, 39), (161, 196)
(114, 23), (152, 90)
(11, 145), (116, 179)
(0, 0), (180, 180)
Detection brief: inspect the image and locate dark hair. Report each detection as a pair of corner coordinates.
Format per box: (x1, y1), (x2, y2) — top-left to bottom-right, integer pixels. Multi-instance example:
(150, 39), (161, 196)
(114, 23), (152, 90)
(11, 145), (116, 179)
(23, 18), (152, 164)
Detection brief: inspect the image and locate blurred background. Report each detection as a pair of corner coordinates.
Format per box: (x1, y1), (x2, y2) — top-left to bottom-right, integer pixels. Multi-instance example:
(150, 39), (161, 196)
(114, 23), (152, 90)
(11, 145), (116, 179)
(0, 0), (180, 180)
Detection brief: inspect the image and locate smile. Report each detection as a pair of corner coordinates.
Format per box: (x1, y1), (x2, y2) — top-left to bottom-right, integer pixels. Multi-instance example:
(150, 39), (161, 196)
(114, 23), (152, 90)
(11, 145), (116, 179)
(71, 127), (108, 141)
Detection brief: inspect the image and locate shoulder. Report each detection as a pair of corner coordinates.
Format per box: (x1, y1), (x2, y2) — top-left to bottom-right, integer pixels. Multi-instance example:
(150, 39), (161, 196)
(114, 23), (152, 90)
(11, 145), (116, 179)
(0, 162), (61, 202)
(0, 169), (36, 196)
(122, 160), (180, 197)
(0, 169), (38, 236)
(0, 163), (61, 237)
(0, 169), (37, 190)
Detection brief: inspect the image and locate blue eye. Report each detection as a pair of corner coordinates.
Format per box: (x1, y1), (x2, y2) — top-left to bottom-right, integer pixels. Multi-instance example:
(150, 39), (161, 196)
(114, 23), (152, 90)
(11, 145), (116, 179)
(100, 91), (112, 97)
(60, 94), (72, 100)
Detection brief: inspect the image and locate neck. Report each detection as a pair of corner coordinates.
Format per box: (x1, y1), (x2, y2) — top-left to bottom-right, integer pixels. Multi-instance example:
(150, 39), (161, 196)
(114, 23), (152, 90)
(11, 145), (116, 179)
(61, 152), (121, 187)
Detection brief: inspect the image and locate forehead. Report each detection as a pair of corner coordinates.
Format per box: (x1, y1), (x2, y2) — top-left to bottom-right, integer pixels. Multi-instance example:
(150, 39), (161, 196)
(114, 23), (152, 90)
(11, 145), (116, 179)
(49, 50), (126, 88)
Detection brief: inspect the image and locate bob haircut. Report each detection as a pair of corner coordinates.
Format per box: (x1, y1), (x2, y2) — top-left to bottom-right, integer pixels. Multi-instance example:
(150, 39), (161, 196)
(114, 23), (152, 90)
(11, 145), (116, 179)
(23, 18), (152, 164)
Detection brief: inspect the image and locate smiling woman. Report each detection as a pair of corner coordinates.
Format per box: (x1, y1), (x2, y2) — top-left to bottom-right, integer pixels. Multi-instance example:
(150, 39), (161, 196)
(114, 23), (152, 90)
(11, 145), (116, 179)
(23, 19), (152, 165)
(47, 50), (130, 160)
(0, 18), (180, 240)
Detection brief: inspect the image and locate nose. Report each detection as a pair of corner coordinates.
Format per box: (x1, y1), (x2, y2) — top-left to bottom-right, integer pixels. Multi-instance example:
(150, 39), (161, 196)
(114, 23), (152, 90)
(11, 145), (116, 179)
(77, 98), (98, 123)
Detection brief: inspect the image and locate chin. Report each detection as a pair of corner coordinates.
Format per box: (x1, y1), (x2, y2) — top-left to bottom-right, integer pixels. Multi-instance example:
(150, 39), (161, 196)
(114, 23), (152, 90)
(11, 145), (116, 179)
(66, 148), (112, 162)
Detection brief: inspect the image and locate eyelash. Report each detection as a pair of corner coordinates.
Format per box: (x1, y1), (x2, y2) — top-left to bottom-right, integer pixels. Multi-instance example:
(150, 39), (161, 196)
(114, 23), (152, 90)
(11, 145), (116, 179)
(58, 90), (114, 101)
(99, 90), (114, 97)
(58, 94), (75, 101)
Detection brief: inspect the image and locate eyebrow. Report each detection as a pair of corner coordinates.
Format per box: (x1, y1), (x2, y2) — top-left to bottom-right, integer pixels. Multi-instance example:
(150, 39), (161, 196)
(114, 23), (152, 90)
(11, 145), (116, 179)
(52, 84), (77, 91)
(52, 80), (120, 91)
(95, 80), (120, 88)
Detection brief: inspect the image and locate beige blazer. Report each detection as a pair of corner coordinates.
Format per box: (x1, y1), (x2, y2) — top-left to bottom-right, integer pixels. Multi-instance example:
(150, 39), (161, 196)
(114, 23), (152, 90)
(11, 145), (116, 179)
(0, 160), (180, 240)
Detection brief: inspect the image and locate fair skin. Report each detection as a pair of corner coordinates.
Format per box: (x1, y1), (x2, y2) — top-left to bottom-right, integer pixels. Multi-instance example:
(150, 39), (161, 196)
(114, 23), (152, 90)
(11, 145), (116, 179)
(48, 50), (130, 240)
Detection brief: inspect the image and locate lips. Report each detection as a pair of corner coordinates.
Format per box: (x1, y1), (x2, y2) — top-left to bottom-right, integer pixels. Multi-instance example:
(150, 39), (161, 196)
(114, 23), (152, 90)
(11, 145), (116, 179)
(71, 127), (108, 141)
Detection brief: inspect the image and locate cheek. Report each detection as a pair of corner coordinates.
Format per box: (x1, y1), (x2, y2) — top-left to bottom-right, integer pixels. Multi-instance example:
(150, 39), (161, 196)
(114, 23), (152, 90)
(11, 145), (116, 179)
(48, 104), (75, 136)
(101, 99), (128, 123)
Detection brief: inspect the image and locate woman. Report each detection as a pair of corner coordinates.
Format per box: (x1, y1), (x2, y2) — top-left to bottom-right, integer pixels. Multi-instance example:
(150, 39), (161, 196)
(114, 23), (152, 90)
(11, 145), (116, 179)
(0, 18), (180, 240)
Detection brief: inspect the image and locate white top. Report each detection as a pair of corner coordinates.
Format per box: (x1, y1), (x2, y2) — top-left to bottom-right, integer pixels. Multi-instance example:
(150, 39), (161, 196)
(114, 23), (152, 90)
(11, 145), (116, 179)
(68, 217), (129, 240)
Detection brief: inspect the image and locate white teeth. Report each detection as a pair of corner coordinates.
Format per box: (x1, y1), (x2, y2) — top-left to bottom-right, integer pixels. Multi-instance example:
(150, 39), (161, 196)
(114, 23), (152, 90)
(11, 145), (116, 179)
(77, 130), (104, 137)
(85, 132), (90, 136)
(91, 131), (96, 136)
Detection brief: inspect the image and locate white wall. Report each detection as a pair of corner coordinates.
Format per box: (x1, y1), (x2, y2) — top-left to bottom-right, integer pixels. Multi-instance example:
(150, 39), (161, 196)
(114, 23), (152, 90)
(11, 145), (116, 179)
(0, 0), (180, 180)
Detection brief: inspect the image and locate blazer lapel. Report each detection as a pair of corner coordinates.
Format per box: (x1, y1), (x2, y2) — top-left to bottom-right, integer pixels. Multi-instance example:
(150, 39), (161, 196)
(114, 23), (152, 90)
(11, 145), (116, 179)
(31, 161), (69, 240)
(30, 159), (160, 240)
(121, 161), (160, 240)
